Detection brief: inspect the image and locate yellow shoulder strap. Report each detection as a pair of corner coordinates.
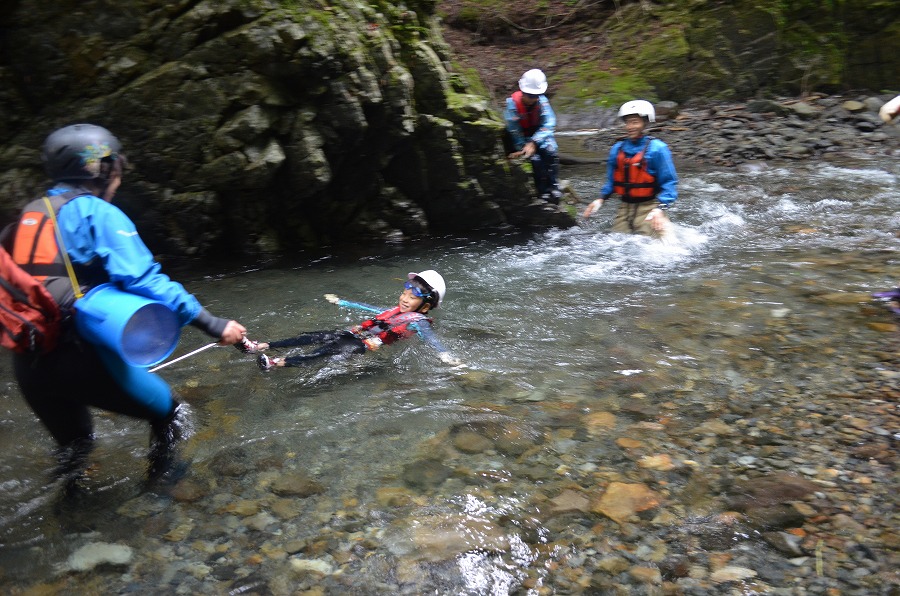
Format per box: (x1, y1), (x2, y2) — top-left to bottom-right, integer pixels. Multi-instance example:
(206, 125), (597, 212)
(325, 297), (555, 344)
(42, 196), (84, 300)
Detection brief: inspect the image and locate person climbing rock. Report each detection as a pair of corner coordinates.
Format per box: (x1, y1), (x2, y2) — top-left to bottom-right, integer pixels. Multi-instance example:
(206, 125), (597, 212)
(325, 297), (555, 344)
(504, 69), (562, 204)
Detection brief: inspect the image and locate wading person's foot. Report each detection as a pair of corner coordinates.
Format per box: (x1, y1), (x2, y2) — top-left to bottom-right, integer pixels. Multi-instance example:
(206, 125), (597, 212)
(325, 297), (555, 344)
(148, 402), (190, 483)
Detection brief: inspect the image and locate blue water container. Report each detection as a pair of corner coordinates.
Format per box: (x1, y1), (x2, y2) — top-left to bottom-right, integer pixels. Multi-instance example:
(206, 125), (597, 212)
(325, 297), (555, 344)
(75, 283), (181, 367)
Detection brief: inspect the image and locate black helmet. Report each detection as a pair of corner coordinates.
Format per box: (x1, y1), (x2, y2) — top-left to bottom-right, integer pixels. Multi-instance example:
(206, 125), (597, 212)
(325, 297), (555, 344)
(42, 124), (122, 181)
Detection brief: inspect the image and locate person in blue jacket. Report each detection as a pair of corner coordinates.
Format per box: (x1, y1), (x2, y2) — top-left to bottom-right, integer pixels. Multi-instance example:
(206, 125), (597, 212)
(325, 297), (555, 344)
(237, 270), (462, 370)
(582, 100), (678, 238)
(6, 124), (246, 485)
(505, 69), (562, 204)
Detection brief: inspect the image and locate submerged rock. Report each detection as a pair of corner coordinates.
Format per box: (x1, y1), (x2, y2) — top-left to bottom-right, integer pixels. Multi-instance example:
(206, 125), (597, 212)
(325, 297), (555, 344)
(66, 542), (134, 572)
(592, 482), (662, 524)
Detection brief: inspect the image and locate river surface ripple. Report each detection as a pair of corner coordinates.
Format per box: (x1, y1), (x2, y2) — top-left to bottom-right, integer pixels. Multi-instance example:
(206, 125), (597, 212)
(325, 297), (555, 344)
(0, 152), (898, 594)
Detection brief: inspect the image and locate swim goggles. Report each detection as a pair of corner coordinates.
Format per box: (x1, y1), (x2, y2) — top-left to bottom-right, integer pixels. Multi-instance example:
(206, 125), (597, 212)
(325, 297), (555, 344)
(404, 281), (431, 298)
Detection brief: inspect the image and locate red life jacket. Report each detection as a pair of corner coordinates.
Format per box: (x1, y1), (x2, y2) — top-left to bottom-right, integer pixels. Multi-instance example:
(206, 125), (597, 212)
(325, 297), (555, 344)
(613, 137), (658, 203)
(356, 306), (430, 346)
(511, 91), (541, 137)
(0, 244), (62, 353)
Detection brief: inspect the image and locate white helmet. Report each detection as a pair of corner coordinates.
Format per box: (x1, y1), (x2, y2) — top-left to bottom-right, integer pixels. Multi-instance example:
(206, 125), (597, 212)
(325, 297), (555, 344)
(618, 100), (656, 123)
(518, 69), (548, 95)
(408, 270), (446, 309)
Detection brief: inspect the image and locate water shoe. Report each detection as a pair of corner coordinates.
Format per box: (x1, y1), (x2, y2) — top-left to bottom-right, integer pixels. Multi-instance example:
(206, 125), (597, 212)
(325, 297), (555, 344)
(236, 337), (261, 354)
(257, 353), (283, 371)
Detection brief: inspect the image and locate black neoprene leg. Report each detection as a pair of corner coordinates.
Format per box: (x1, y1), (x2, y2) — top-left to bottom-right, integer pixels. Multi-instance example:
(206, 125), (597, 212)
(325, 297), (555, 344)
(13, 340), (168, 447)
(268, 330), (346, 349)
(281, 332), (366, 367)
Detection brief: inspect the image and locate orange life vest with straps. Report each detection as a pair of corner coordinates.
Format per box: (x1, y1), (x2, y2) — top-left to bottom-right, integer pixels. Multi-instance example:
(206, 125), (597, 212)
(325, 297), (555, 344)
(0, 189), (85, 353)
(511, 90), (542, 137)
(355, 306), (430, 346)
(11, 190), (88, 305)
(613, 137), (658, 203)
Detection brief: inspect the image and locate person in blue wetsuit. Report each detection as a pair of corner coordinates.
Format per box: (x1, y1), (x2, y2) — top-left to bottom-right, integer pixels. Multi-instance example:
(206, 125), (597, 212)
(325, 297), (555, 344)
(4, 124), (246, 484)
(582, 100), (679, 238)
(237, 270), (462, 370)
(505, 69), (562, 204)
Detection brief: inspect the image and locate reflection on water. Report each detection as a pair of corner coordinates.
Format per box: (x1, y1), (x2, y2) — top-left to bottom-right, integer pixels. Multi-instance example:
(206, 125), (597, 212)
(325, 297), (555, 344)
(0, 155), (897, 594)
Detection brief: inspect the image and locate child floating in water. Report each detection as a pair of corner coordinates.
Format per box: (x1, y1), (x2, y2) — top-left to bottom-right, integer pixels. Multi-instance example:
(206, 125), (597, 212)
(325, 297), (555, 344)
(237, 270), (462, 370)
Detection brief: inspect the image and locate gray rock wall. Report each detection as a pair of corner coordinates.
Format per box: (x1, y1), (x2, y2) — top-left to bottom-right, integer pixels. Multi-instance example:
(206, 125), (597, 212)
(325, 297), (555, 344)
(0, 0), (568, 256)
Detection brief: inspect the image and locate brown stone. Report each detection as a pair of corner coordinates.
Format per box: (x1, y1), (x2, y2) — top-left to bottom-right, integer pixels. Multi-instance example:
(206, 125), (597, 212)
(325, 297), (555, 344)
(550, 489), (591, 514)
(272, 472), (326, 498)
(616, 437), (643, 449)
(592, 482), (661, 524)
(453, 430), (494, 453)
(813, 291), (871, 305)
(585, 411), (617, 435)
(376, 487), (414, 507)
(629, 566), (662, 584)
(710, 566), (757, 583)
(170, 479), (208, 502)
(726, 472), (819, 510)
(638, 454), (676, 471)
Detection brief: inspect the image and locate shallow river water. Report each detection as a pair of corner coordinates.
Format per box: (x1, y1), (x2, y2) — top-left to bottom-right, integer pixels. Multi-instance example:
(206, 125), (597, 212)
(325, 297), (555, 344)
(1, 141), (898, 594)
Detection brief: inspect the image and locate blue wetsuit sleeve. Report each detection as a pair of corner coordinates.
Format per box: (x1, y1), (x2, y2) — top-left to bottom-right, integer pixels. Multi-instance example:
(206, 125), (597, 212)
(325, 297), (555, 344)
(648, 139), (678, 206)
(411, 319), (448, 353)
(530, 96), (558, 152)
(337, 299), (383, 314)
(504, 97), (526, 150)
(59, 196), (202, 327)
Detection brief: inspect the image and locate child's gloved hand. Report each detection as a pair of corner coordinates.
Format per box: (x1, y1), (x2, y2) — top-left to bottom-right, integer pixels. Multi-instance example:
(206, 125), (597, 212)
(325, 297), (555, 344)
(324, 293), (340, 304)
(439, 352), (464, 367)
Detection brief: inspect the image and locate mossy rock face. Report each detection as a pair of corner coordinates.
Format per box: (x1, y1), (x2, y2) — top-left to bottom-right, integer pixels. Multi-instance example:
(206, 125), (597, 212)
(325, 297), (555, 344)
(553, 0), (897, 108)
(678, 4), (780, 99)
(0, 0), (572, 256)
(599, 2), (781, 103)
(555, 2), (782, 106)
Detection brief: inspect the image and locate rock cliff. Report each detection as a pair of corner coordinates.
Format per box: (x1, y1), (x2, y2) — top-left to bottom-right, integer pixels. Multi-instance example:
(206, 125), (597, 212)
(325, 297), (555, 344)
(0, 0), (573, 256)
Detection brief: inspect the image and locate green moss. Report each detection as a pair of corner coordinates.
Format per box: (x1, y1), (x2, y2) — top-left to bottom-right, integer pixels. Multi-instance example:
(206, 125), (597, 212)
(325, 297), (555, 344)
(554, 67), (656, 110)
(633, 27), (690, 85)
(453, 0), (510, 34)
(447, 63), (489, 96)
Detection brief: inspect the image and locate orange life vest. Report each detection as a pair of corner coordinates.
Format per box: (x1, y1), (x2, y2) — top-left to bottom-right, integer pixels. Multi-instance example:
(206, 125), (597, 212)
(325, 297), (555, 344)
(511, 91), (541, 137)
(12, 191), (88, 283)
(11, 189), (94, 307)
(613, 137), (658, 203)
(1, 190), (84, 353)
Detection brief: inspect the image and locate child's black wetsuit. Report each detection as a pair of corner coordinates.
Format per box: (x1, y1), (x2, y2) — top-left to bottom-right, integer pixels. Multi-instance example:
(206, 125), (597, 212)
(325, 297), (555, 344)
(269, 299), (447, 367)
(269, 330), (366, 365)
